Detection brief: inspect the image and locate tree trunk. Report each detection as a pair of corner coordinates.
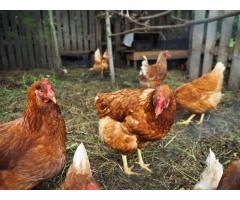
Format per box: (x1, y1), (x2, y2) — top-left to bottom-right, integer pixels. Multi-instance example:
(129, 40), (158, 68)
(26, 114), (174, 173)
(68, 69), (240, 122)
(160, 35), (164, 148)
(105, 11), (115, 84)
(48, 10), (62, 74)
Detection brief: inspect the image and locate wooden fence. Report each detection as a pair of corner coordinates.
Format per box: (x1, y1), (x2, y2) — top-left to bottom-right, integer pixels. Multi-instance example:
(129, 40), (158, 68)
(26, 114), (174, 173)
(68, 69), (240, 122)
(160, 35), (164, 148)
(188, 10), (240, 90)
(0, 10), (98, 70)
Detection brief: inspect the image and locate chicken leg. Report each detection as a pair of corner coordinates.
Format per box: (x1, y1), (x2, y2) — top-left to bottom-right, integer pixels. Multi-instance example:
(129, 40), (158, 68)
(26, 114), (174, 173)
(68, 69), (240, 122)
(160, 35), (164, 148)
(121, 154), (138, 175)
(100, 70), (104, 79)
(197, 113), (205, 125)
(136, 149), (152, 172)
(177, 114), (196, 125)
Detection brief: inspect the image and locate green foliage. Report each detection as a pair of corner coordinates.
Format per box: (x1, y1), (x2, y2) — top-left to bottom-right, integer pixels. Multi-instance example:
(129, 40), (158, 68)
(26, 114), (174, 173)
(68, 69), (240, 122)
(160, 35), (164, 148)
(228, 38), (236, 48)
(17, 11), (37, 30)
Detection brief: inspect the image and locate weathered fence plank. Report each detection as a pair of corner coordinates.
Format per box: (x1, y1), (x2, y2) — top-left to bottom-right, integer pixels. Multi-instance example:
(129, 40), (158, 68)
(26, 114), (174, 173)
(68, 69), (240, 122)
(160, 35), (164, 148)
(202, 10), (219, 74)
(42, 11), (53, 69)
(96, 17), (102, 49)
(70, 10), (77, 50)
(31, 12), (41, 68)
(188, 10), (206, 79)
(9, 12), (23, 69)
(62, 10), (70, 51)
(228, 21), (240, 90)
(24, 12), (36, 68)
(2, 11), (16, 69)
(35, 11), (47, 66)
(76, 10), (83, 50)
(89, 10), (96, 50)
(218, 10), (234, 65)
(82, 11), (89, 50)
(0, 12), (9, 69)
(55, 11), (64, 52)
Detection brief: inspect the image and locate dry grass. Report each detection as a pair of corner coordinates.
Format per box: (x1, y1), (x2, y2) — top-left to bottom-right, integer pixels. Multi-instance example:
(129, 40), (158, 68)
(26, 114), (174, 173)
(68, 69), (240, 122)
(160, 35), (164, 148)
(0, 67), (239, 190)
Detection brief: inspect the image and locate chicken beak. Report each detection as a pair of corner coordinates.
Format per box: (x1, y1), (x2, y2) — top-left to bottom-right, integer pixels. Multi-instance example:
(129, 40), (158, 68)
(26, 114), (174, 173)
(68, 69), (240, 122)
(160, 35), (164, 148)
(49, 95), (57, 104)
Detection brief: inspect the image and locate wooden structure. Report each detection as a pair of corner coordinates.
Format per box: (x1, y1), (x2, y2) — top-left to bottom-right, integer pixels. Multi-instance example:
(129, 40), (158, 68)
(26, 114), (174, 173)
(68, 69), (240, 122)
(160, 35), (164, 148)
(0, 10), (98, 70)
(188, 10), (240, 90)
(125, 50), (188, 68)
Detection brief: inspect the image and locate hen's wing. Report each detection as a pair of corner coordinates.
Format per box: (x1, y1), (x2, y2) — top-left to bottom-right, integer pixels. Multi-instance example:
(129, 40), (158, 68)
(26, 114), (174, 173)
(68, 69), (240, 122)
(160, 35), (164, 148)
(0, 118), (33, 170)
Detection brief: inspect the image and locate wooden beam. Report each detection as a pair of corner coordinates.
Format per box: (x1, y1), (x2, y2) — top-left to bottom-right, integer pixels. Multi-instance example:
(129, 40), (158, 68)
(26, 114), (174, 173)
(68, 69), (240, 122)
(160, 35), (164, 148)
(126, 50), (188, 61)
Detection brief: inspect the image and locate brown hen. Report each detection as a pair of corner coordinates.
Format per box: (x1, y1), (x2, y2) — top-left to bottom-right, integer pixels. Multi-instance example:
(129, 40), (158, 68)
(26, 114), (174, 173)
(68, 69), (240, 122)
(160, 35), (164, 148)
(175, 62), (225, 125)
(95, 85), (176, 175)
(61, 143), (100, 190)
(90, 48), (109, 78)
(0, 79), (66, 189)
(139, 51), (171, 88)
(217, 160), (240, 190)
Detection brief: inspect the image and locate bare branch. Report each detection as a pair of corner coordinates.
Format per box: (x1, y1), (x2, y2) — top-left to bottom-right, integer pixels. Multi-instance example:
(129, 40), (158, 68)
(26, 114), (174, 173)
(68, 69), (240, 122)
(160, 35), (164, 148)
(138, 10), (172, 20)
(171, 15), (188, 23)
(111, 10), (240, 37)
(109, 10), (150, 27)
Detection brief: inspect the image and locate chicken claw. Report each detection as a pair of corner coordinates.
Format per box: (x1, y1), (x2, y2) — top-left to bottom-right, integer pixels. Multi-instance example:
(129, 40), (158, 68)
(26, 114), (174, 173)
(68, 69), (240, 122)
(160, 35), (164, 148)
(136, 149), (152, 173)
(122, 154), (139, 175)
(177, 114), (196, 125)
(197, 113), (205, 125)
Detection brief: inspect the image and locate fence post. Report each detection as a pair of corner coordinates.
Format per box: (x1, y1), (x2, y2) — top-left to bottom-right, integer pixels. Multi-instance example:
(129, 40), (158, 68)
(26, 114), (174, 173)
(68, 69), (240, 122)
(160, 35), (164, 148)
(105, 11), (115, 84)
(218, 10), (234, 65)
(202, 10), (219, 74)
(188, 10), (206, 79)
(228, 21), (240, 90)
(48, 10), (62, 72)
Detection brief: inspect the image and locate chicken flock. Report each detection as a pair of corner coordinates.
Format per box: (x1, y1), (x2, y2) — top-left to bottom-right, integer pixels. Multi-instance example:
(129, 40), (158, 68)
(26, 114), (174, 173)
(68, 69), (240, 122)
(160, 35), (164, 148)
(0, 48), (239, 190)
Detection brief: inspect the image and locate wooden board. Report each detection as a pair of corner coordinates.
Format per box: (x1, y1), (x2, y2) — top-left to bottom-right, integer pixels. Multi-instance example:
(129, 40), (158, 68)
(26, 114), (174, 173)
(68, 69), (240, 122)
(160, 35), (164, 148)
(0, 12), (9, 69)
(31, 11), (41, 67)
(188, 10), (206, 79)
(89, 10), (96, 50)
(2, 11), (16, 69)
(228, 21), (240, 90)
(9, 12), (23, 69)
(35, 10), (47, 67)
(70, 10), (77, 50)
(218, 10), (234, 65)
(24, 11), (36, 68)
(76, 10), (83, 50)
(95, 17), (102, 49)
(202, 10), (219, 74)
(55, 11), (64, 52)
(62, 10), (70, 51)
(42, 11), (53, 69)
(82, 10), (89, 50)
(126, 50), (188, 61)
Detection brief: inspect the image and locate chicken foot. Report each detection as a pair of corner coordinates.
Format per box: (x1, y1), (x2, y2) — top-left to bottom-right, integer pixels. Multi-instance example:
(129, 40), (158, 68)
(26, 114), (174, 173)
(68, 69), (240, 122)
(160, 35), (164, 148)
(197, 113), (205, 125)
(177, 114), (196, 125)
(121, 154), (138, 175)
(136, 149), (152, 173)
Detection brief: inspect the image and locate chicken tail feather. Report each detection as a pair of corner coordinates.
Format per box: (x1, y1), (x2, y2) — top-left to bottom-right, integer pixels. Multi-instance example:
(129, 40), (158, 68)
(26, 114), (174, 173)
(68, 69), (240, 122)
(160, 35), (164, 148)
(194, 148), (223, 190)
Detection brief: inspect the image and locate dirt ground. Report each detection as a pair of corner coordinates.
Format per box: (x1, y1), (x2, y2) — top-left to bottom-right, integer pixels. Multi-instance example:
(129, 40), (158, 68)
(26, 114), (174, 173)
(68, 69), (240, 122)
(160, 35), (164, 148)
(0, 67), (240, 190)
